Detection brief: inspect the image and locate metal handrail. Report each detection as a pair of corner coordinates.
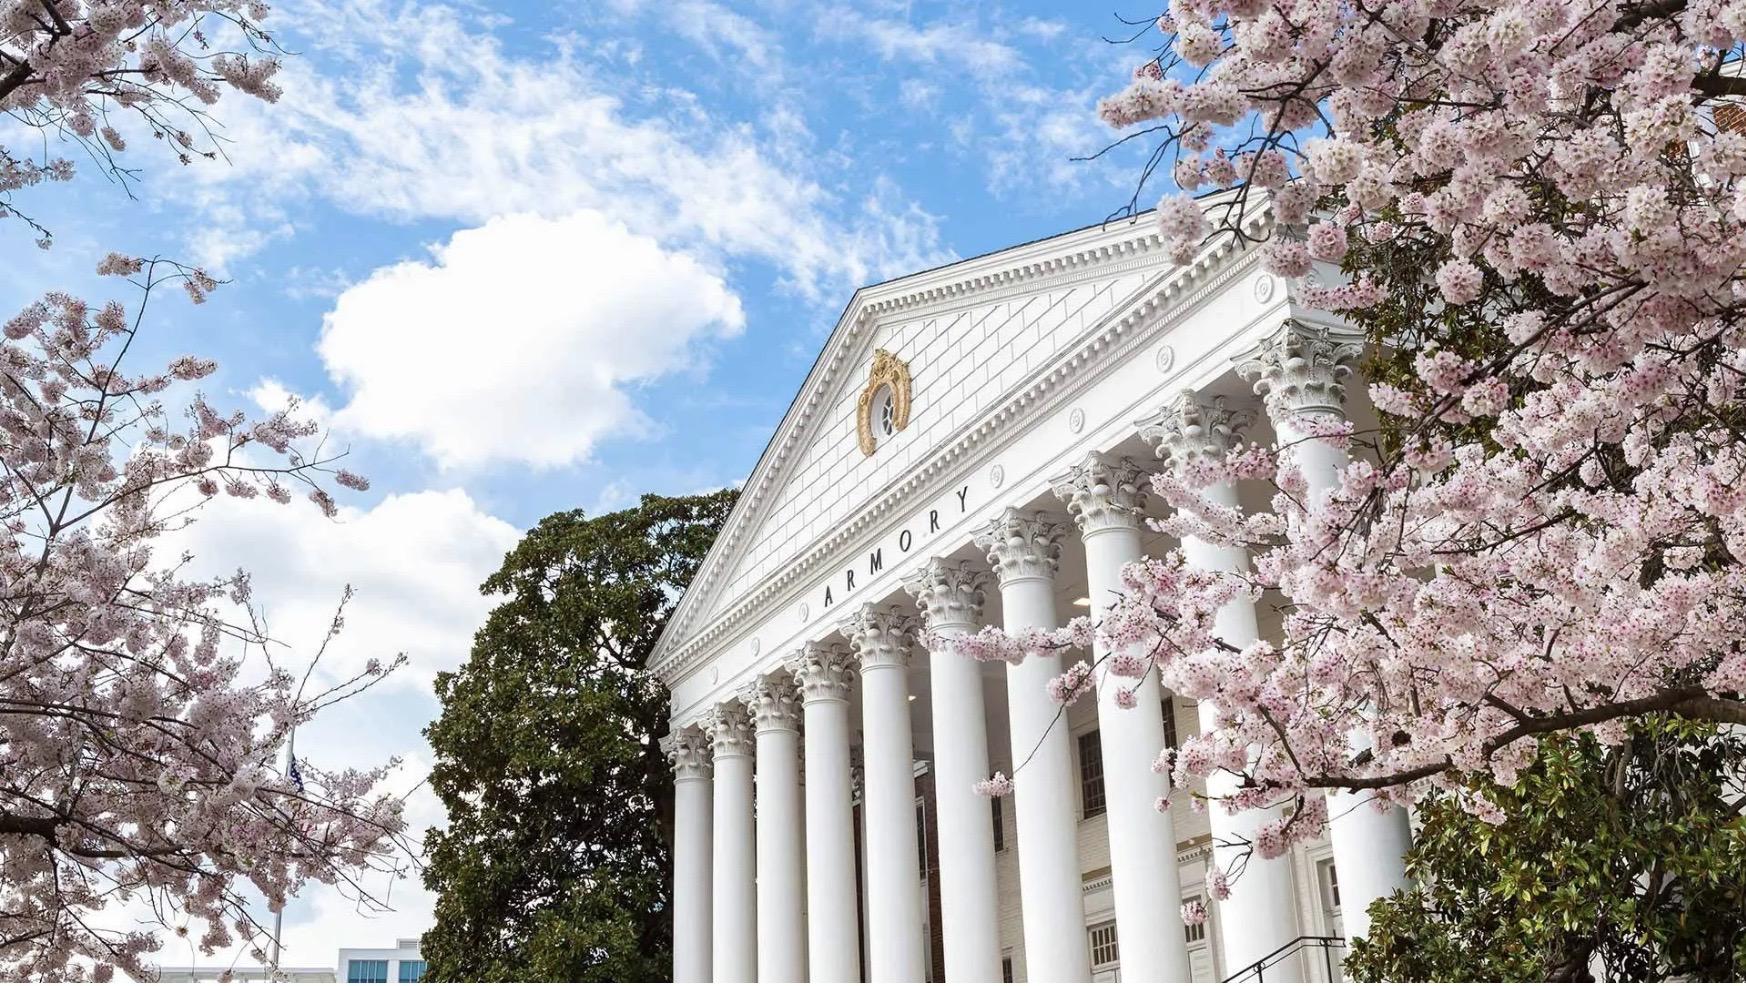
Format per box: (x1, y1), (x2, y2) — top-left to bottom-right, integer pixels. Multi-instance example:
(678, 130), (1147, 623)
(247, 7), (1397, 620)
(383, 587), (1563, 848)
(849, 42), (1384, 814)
(1222, 935), (1347, 982)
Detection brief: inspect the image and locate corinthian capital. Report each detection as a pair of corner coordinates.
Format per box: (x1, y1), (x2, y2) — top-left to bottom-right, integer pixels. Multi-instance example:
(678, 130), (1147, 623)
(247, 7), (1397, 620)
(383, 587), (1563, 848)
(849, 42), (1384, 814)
(1050, 452), (1148, 535)
(704, 701), (756, 759)
(1137, 391), (1256, 472)
(661, 724), (713, 780)
(742, 673), (802, 732)
(903, 558), (988, 631)
(974, 508), (1063, 585)
(838, 602), (917, 672)
(787, 640), (856, 703)
(1235, 320), (1363, 421)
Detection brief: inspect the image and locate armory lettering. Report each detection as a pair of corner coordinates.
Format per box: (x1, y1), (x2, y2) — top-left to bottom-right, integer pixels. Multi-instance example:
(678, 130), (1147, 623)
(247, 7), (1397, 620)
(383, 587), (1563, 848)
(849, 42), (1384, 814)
(819, 484), (972, 608)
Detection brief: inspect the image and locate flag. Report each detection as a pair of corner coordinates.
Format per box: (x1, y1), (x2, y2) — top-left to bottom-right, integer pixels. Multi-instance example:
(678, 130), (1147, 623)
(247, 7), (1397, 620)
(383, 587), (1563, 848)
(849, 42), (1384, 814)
(287, 756), (304, 793)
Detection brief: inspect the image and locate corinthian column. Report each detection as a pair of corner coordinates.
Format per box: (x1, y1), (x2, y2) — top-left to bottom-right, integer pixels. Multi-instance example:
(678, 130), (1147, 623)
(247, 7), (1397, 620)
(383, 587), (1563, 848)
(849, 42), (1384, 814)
(1236, 319), (1365, 490)
(974, 509), (1091, 982)
(1238, 320), (1412, 943)
(788, 642), (862, 982)
(745, 674), (806, 982)
(904, 559), (1001, 981)
(664, 725), (713, 983)
(1140, 392), (1304, 977)
(1052, 453), (1191, 983)
(840, 603), (927, 982)
(706, 702), (757, 982)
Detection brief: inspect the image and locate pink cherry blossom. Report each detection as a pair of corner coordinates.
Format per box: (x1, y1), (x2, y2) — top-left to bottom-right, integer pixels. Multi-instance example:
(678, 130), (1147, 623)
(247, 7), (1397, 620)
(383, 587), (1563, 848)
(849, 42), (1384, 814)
(2, 1), (281, 244)
(981, 0), (1746, 886)
(0, 260), (398, 979)
(973, 772), (1015, 798)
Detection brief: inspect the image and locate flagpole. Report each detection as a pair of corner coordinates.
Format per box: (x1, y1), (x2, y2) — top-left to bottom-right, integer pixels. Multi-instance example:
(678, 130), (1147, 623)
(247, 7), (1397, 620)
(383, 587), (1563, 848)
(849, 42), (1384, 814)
(271, 728), (297, 977)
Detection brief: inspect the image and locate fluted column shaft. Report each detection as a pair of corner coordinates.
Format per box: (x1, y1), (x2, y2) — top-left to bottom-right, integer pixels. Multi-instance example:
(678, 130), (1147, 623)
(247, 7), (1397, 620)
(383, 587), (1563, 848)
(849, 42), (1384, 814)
(666, 728), (713, 983)
(1241, 322), (1412, 944)
(1284, 405), (1413, 943)
(790, 644), (862, 982)
(709, 705), (758, 982)
(977, 510), (1091, 982)
(1054, 456), (1191, 983)
(748, 678), (806, 982)
(906, 560), (1001, 981)
(842, 604), (927, 982)
(1142, 394), (1303, 977)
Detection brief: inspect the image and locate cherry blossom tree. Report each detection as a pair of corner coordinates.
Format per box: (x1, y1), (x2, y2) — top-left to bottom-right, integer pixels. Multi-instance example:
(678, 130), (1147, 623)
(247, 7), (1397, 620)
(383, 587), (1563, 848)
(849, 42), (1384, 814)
(1, 256), (405, 980)
(958, 0), (1746, 867)
(3, 3), (408, 977)
(0, 256), (405, 977)
(2, 0), (283, 244)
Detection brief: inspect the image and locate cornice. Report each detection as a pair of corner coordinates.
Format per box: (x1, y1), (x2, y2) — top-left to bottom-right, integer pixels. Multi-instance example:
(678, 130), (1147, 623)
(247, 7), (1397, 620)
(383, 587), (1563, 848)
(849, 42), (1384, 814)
(859, 222), (1183, 326)
(653, 205), (1274, 685)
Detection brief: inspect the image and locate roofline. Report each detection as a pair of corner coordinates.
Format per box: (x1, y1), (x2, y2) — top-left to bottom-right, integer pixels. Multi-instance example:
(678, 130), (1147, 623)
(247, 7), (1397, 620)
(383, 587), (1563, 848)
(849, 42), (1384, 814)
(649, 192), (1260, 680)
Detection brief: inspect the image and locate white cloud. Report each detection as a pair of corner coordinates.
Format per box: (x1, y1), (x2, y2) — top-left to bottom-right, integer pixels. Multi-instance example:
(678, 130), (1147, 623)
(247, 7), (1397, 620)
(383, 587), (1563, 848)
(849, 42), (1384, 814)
(172, 486), (518, 690)
(250, 377), (337, 431)
(157, 0), (946, 297)
(131, 487), (517, 974)
(826, 12), (1026, 75)
(804, 6), (1120, 201)
(266, 752), (444, 968)
(315, 210), (744, 470)
(671, 0), (782, 77)
(1016, 17), (1070, 40)
(899, 78), (939, 110)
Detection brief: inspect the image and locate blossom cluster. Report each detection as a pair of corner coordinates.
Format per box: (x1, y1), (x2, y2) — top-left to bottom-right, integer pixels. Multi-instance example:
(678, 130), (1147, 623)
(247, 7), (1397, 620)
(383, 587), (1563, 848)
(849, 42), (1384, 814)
(1, 1), (280, 242)
(0, 259), (401, 979)
(951, 0), (1746, 867)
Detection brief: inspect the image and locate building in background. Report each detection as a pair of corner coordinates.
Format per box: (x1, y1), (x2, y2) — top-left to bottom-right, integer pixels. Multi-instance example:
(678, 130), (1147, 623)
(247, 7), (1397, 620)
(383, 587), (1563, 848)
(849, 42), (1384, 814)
(337, 938), (425, 984)
(158, 936), (425, 984)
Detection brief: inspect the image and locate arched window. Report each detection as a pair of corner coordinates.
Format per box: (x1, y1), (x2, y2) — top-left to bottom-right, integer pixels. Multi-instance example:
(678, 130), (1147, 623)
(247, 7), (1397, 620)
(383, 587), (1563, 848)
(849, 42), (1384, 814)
(856, 349), (912, 455)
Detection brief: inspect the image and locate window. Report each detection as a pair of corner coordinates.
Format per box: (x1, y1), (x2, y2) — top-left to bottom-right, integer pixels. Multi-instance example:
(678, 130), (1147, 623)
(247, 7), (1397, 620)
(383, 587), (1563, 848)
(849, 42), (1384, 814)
(991, 794), (1006, 852)
(1162, 698), (1179, 749)
(1078, 730), (1106, 818)
(396, 960), (427, 983)
(1001, 954), (1014, 983)
(1317, 857), (1345, 940)
(877, 387), (896, 436)
(1183, 895), (1208, 944)
(916, 798), (929, 879)
(1089, 920), (1120, 969)
(347, 960), (388, 984)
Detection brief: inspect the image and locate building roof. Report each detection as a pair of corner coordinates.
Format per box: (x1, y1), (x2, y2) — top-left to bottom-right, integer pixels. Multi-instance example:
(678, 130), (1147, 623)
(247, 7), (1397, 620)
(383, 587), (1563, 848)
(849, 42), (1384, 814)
(649, 191), (1273, 701)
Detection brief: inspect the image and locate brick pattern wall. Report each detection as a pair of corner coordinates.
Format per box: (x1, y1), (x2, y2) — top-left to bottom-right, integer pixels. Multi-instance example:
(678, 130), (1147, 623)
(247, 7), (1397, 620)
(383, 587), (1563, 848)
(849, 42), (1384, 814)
(917, 771), (946, 982)
(717, 272), (1153, 608)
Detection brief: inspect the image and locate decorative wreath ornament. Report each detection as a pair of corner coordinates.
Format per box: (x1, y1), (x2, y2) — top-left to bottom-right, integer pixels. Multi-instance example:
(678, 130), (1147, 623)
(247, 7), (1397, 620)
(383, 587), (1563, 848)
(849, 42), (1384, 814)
(856, 349), (912, 456)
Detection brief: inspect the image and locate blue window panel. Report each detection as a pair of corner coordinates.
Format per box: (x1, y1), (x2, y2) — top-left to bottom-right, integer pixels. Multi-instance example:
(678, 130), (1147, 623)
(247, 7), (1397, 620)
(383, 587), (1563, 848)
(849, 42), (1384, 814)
(347, 959), (388, 983)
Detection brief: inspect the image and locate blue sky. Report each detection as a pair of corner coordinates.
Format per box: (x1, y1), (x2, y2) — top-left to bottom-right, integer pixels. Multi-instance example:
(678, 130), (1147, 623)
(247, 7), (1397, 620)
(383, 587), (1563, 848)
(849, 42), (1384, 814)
(3, 0), (1167, 968)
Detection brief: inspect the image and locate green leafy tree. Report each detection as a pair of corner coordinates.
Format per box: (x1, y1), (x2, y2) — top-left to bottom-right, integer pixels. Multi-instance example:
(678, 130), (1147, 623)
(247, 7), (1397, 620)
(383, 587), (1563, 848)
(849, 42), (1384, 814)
(1348, 718), (1746, 982)
(421, 490), (737, 982)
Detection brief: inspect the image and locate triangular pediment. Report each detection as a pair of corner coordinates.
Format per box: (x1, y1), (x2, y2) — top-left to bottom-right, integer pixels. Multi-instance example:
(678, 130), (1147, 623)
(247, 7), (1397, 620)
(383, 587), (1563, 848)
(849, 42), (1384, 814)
(651, 199), (1271, 680)
(709, 272), (1156, 612)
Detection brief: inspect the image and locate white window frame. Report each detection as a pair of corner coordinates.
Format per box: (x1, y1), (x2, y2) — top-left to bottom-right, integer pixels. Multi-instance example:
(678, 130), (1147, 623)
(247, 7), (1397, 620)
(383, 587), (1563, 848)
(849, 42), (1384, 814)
(1088, 918), (1120, 975)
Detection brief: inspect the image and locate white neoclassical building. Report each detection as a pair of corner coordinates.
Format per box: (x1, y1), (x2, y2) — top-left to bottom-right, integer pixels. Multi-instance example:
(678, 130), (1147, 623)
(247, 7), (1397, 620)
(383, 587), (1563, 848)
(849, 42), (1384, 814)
(651, 199), (1415, 984)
